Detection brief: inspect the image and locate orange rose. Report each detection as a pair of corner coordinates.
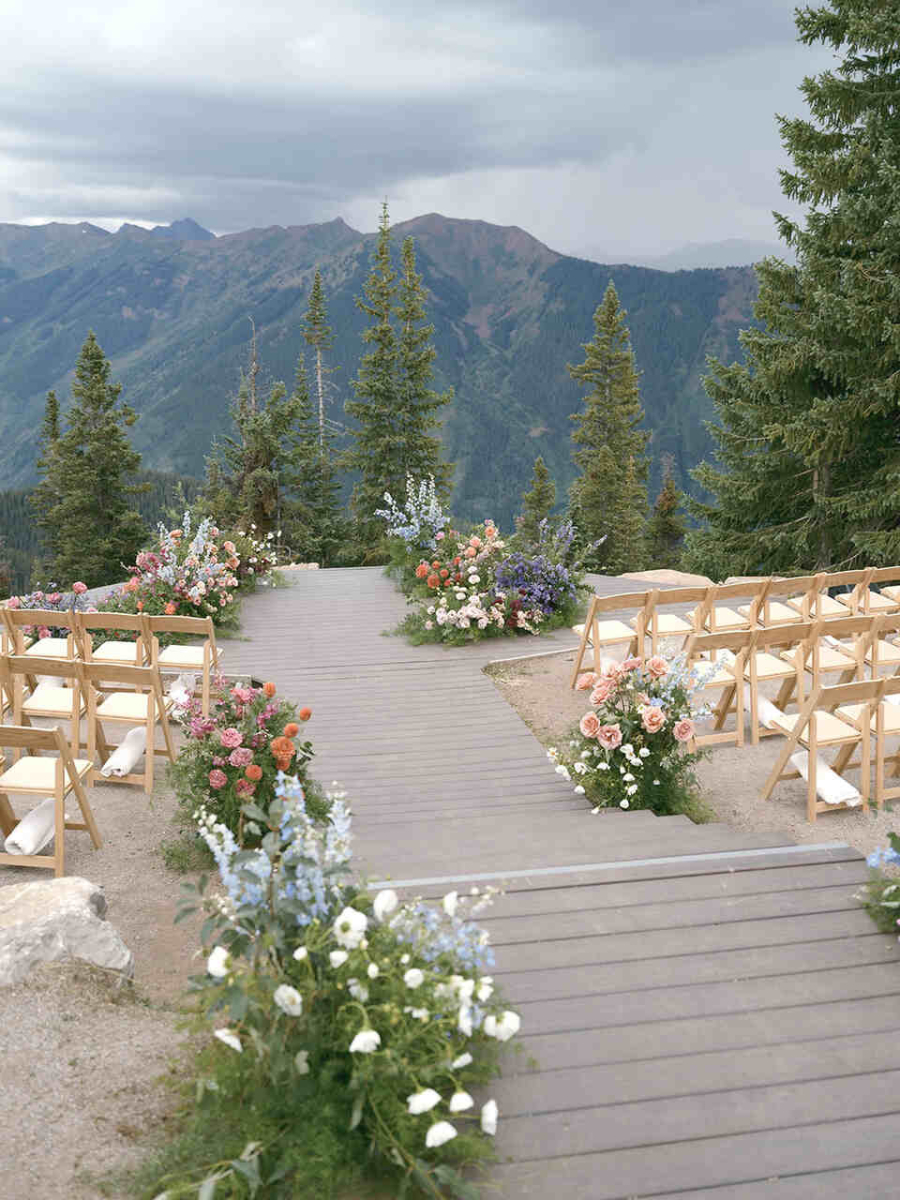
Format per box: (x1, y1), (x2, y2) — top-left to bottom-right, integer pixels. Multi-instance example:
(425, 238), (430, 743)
(263, 682), (277, 697)
(245, 764), (263, 782)
(415, 563), (429, 579)
(164, 601), (177, 615)
(170, 529), (183, 540)
(298, 707), (312, 721)
(136, 600), (144, 612)
(427, 574), (440, 589)
(283, 722), (300, 738)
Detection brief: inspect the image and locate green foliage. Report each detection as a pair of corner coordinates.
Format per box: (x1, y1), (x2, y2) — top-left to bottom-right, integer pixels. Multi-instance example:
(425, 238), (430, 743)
(568, 282), (649, 573)
(301, 266), (336, 449)
(647, 458), (687, 569)
(688, 0), (900, 576)
(515, 456), (556, 551)
(859, 832), (900, 935)
(32, 331), (146, 587)
(159, 832), (215, 875)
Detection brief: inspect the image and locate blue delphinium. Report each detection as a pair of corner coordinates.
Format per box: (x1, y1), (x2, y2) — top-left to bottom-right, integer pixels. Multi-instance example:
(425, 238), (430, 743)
(494, 552), (576, 616)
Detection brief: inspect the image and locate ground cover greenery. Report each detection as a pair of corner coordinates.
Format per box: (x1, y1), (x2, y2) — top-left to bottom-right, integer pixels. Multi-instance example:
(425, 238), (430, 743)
(859, 832), (900, 936)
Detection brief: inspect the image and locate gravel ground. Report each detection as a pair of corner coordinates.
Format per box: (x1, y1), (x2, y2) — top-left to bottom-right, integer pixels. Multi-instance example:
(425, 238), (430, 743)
(487, 647), (900, 860)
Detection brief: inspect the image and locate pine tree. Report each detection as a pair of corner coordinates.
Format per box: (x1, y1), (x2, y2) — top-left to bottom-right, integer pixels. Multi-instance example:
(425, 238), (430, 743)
(284, 354), (345, 565)
(37, 332), (145, 586)
(686, 0), (900, 575)
(344, 205), (453, 551)
(517, 455), (556, 550)
(568, 281), (649, 572)
(30, 390), (62, 571)
(647, 458), (687, 569)
(301, 268), (335, 446)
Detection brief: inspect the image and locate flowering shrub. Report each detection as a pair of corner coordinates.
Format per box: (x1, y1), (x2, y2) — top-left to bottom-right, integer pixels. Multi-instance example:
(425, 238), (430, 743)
(376, 475), (451, 558)
(859, 832), (900, 936)
(170, 679), (321, 837)
(163, 775), (517, 1199)
(4, 581), (91, 638)
(225, 524), (280, 587)
(548, 654), (709, 816)
(493, 553), (577, 618)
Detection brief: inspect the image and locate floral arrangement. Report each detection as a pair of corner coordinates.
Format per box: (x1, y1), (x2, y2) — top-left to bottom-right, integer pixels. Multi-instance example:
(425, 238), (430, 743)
(163, 775), (518, 1199)
(548, 653), (709, 815)
(170, 678), (320, 837)
(376, 475), (451, 559)
(860, 832), (900, 936)
(493, 552), (577, 617)
(4, 581), (91, 638)
(227, 523), (280, 586)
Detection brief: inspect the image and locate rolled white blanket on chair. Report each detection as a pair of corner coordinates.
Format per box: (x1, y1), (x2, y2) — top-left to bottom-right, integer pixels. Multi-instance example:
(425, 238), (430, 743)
(742, 684), (783, 730)
(790, 750), (862, 807)
(100, 726), (147, 777)
(4, 797), (58, 855)
(167, 672), (197, 709)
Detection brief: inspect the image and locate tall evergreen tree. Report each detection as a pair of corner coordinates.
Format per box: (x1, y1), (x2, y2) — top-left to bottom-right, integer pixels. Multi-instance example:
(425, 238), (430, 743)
(516, 455), (556, 550)
(301, 267), (335, 446)
(35, 332), (145, 586)
(568, 281), (649, 573)
(30, 389), (62, 570)
(647, 457), (687, 569)
(687, 0), (900, 575)
(284, 353), (345, 565)
(344, 205), (452, 551)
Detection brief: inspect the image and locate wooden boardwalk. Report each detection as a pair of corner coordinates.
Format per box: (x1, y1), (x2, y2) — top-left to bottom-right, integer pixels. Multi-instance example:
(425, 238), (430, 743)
(221, 569), (900, 1199)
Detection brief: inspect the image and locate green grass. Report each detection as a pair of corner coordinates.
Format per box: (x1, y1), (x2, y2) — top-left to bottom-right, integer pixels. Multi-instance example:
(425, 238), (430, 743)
(159, 832), (215, 874)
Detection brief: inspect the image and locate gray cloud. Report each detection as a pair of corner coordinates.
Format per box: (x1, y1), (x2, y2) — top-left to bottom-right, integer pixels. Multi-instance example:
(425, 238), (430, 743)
(0, 0), (834, 254)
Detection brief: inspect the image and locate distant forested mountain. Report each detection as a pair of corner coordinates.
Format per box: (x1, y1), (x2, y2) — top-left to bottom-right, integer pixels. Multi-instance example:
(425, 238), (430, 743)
(0, 214), (758, 526)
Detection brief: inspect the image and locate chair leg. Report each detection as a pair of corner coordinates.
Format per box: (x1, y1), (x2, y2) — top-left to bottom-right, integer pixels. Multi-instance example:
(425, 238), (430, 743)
(806, 729), (817, 824)
(54, 794), (65, 877)
(0, 792), (16, 838)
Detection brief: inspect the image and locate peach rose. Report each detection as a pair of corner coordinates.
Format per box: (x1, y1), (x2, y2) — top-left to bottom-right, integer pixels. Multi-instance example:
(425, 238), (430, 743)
(590, 679), (615, 706)
(636, 692), (651, 708)
(641, 706), (666, 734)
(469, 536), (482, 549)
(579, 712), (601, 738)
(575, 672), (598, 691)
(464, 546), (477, 558)
(673, 718), (695, 743)
(647, 655), (669, 679)
(621, 657), (642, 673)
(597, 723), (623, 750)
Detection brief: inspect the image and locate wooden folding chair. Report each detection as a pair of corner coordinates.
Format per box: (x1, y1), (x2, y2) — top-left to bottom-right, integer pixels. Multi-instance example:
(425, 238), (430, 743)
(779, 614), (877, 702)
(569, 592), (645, 688)
(630, 586), (707, 657)
(689, 579), (768, 634)
(738, 575), (817, 629)
(863, 675), (900, 808)
(875, 566), (900, 609)
(145, 614), (222, 715)
(2, 606), (79, 660)
(761, 678), (880, 821)
(0, 724), (100, 877)
(684, 628), (754, 747)
(81, 661), (177, 793)
(785, 571), (852, 620)
(835, 566), (900, 615)
(0, 654), (86, 757)
(713, 620), (815, 745)
(77, 611), (150, 667)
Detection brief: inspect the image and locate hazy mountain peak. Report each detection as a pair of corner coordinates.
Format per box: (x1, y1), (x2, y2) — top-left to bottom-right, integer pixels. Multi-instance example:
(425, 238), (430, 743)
(149, 218), (216, 241)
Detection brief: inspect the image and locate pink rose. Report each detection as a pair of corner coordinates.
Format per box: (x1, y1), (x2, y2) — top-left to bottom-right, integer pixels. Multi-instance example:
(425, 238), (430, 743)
(235, 779), (256, 797)
(228, 746), (253, 768)
(469, 536), (482, 549)
(636, 692), (651, 708)
(575, 672), (598, 691)
(621, 657), (642, 673)
(673, 719), (695, 743)
(464, 546), (477, 558)
(436, 530), (445, 541)
(647, 656), (669, 679)
(590, 679), (615, 706)
(38, 626), (51, 639)
(72, 581), (87, 594)
(230, 686), (253, 703)
(208, 769), (227, 790)
(579, 712), (601, 738)
(6, 596), (20, 609)
(597, 723), (623, 750)
(642, 706), (666, 734)
(46, 593), (61, 606)
(219, 727), (243, 749)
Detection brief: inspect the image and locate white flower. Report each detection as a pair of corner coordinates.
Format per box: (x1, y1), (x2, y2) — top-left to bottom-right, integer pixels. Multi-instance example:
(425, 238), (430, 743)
(573, 762), (588, 775)
(483, 1010), (521, 1042)
(451, 1052), (473, 1069)
(373, 889), (398, 921)
(622, 744), (634, 755)
(367, 962), (380, 980)
(348, 978), (370, 1002)
(620, 799), (630, 809)
(458, 1004), (473, 1036)
(442, 891), (459, 917)
(407, 1088), (442, 1115)
(273, 984), (304, 1017)
(334, 906), (368, 949)
(574, 785), (585, 795)
(476, 980), (494, 1002)
(469, 574), (480, 584)
(639, 747), (651, 758)
(294, 1049), (310, 1075)
(580, 749), (591, 759)
(349, 1029), (381, 1054)
(400, 953), (411, 965)
(404, 967), (425, 989)
(214, 1028), (242, 1053)
(293, 946), (308, 961)
(449, 1090), (474, 1112)
(555, 765), (570, 780)
(481, 1099), (498, 1135)
(425, 1121), (457, 1148)
(626, 784), (638, 796)
(623, 773), (635, 783)
(404, 1006), (430, 1021)
(207, 946), (231, 978)
(653, 779), (661, 785)
(598, 761), (610, 771)
(330, 950), (349, 968)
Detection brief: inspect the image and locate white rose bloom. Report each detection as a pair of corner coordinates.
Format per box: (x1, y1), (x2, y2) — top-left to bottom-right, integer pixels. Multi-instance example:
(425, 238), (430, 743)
(451, 1052), (473, 1069)
(442, 891), (459, 917)
(404, 967), (425, 989)
(273, 984), (304, 1016)
(292, 946), (308, 961)
(214, 1028), (242, 1053)
(367, 962), (380, 980)
(620, 798), (630, 809)
(373, 889), (398, 921)
(481, 1099), (499, 1135)
(207, 946), (231, 978)
(329, 950), (349, 968)
(449, 1090), (474, 1113)
(425, 1121), (457, 1148)
(333, 906), (368, 949)
(349, 1029), (381, 1054)
(407, 1088), (442, 1115)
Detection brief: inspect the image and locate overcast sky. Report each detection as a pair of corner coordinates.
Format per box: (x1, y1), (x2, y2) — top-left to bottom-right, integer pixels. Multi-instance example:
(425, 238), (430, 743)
(0, 0), (835, 257)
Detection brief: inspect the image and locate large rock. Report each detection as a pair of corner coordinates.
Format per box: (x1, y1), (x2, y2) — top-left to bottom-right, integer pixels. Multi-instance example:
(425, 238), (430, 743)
(0, 877), (134, 987)
(621, 568), (715, 588)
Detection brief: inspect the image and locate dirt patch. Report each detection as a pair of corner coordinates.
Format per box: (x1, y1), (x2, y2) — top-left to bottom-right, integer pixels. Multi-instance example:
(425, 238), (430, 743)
(487, 649), (900, 860)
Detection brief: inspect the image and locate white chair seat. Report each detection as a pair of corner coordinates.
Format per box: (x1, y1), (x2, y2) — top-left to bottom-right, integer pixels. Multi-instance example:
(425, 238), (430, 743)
(0, 755), (92, 790)
(836, 589), (899, 613)
(703, 605), (750, 631)
(782, 644), (856, 672)
(24, 638), (70, 658)
(629, 613), (692, 634)
(93, 640), (145, 662)
(23, 684), (84, 716)
(769, 709), (860, 746)
(838, 701), (900, 735)
(573, 619), (634, 645)
(97, 691), (172, 721)
(700, 665), (737, 688)
(865, 639), (900, 665)
(738, 600), (803, 625)
(158, 644), (208, 668)
(744, 652), (796, 679)
(785, 592), (846, 618)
